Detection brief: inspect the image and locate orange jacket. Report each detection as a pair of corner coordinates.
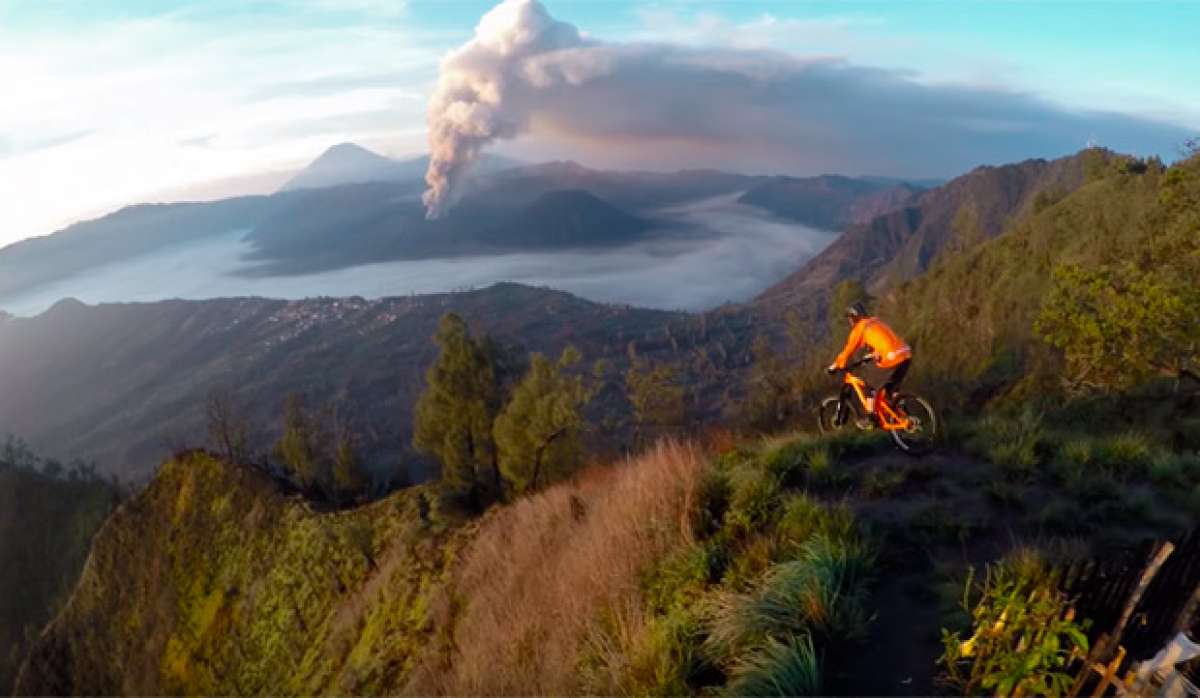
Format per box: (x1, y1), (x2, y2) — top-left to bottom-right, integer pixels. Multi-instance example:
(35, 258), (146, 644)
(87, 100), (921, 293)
(835, 317), (912, 369)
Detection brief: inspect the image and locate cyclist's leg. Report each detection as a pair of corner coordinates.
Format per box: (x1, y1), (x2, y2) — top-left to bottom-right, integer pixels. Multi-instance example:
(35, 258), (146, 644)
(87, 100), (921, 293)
(881, 359), (911, 406)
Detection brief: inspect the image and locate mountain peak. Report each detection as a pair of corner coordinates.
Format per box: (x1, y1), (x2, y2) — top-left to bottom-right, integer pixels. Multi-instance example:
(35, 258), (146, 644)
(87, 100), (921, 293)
(281, 143), (421, 192)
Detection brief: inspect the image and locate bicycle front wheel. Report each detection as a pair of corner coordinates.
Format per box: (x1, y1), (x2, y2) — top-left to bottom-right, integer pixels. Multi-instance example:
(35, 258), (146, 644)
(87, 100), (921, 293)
(817, 396), (851, 435)
(889, 394), (938, 455)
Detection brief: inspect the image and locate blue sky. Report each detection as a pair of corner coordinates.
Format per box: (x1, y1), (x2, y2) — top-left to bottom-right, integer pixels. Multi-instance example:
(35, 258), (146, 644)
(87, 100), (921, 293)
(1, 0), (1196, 245)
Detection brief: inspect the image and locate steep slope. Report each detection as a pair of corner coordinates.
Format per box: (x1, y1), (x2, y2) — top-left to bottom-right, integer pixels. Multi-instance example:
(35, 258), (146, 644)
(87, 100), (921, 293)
(737, 175), (919, 230)
(758, 149), (1105, 306)
(16, 435), (884, 696)
(15, 452), (457, 696)
(877, 150), (1191, 402)
(0, 285), (755, 482)
(0, 466), (116, 693)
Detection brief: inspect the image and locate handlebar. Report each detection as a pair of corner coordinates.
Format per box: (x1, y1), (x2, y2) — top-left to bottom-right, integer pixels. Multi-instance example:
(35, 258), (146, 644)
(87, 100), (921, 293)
(828, 353), (876, 374)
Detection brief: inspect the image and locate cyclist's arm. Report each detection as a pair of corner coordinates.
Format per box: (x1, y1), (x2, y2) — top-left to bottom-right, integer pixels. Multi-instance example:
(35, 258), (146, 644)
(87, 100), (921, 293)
(834, 321), (866, 368)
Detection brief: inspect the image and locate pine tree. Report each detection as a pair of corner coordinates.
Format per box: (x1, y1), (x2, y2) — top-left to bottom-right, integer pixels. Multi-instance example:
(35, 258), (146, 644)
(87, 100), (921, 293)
(493, 346), (593, 493)
(413, 313), (503, 505)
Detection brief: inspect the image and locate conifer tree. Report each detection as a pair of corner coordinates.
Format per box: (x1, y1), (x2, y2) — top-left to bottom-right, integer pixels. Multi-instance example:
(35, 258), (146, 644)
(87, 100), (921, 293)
(493, 346), (593, 493)
(413, 313), (503, 504)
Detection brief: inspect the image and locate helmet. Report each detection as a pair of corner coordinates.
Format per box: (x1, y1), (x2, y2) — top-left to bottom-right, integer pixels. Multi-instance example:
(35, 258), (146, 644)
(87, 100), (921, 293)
(846, 302), (868, 320)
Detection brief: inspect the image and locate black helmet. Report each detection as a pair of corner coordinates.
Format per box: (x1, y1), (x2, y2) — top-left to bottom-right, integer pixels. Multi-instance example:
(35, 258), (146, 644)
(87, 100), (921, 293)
(846, 302), (868, 320)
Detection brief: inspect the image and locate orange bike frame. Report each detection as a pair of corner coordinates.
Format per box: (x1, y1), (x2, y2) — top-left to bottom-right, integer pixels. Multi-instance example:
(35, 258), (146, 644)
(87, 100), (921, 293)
(844, 372), (911, 432)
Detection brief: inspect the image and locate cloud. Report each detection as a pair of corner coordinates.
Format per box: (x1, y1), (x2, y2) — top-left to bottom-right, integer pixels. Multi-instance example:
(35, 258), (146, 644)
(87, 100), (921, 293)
(0, 129), (95, 158)
(423, 0), (1195, 216)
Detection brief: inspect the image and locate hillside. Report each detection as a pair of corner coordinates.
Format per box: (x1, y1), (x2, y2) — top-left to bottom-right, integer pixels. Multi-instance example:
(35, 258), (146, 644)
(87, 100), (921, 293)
(737, 175), (920, 230)
(0, 284), (756, 482)
(0, 464), (116, 693)
(17, 423), (1199, 695)
(878, 149), (1198, 404)
(758, 150), (1102, 307)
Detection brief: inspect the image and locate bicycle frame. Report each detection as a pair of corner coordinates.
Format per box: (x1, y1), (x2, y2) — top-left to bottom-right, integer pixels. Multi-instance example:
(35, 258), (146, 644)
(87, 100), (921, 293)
(842, 371), (911, 432)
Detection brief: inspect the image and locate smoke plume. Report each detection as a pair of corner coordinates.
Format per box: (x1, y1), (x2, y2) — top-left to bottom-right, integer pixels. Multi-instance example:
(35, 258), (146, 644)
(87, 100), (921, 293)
(422, 0), (1192, 219)
(422, 0), (585, 218)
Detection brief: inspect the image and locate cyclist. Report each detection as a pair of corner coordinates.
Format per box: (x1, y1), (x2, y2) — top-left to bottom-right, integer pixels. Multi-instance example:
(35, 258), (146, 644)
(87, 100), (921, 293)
(826, 302), (912, 415)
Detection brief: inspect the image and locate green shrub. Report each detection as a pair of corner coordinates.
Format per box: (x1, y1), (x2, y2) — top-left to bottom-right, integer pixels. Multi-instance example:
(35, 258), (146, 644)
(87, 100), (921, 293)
(695, 469), (733, 538)
(939, 551), (1089, 696)
(775, 495), (856, 556)
(643, 543), (722, 615)
(967, 410), (1047, 478)
(1057, 438), (1094, 468)
(723, 635), (821, 697)
(1095, 432), (1156, 479)
(761, 439), (814, 485)
(725, 467), (782, 534)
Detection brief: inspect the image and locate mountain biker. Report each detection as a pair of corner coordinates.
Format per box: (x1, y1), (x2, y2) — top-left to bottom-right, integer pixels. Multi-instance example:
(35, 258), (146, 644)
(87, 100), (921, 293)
(826, 302), (912, 415)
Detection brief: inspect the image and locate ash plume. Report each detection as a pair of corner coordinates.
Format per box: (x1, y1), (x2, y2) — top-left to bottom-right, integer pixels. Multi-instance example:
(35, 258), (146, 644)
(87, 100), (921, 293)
(420, 0), (1191, 219)
(422, 0), (585, 218)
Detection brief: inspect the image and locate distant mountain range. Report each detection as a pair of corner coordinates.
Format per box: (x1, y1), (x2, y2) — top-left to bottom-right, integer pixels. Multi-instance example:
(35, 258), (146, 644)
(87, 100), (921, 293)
(0, 142), (926, 300)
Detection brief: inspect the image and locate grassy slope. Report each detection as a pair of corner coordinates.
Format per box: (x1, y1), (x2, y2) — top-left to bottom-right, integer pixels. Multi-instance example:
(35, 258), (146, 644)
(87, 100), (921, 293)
(15, 453), (464, 696)
(0, 468), (115, 694)
(14, 421), (1200, 695)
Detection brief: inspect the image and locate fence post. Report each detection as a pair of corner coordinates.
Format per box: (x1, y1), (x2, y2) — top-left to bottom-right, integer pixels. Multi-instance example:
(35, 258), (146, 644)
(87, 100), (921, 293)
(1104, 542), (1175, 656)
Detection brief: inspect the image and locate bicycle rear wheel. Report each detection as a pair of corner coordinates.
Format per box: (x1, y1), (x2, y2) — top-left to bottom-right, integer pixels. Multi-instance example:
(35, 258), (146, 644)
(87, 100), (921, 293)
(888, 393), (938, 455)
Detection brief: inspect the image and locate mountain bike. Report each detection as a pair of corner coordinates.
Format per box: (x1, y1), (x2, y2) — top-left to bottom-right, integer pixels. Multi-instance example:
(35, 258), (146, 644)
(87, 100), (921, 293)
(817, 353), (939, 454)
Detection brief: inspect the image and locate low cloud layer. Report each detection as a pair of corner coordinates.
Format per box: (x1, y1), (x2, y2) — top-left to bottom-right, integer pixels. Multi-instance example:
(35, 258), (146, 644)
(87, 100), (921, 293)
(424, 0), (1194, 217)
(0, 195), (832, 316)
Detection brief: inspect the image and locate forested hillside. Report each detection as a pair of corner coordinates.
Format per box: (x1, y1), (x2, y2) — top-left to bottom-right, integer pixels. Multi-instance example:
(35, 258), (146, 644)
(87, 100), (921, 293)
(879, 149), (1199, 406)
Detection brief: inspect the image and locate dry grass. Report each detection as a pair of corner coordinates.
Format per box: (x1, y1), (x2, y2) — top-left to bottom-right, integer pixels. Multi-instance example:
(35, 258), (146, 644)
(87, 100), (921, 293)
(410, 439), (708, 695)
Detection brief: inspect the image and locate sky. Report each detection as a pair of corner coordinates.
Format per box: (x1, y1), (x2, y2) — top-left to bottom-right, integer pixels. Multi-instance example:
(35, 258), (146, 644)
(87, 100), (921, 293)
(1, 0), (1197, 247)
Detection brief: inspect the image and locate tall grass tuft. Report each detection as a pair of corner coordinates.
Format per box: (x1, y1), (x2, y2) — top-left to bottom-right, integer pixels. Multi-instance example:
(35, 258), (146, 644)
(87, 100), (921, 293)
(409, 439), (708, 695)
(968, 408), (1046, 477)
(706, 534), (873, 660)
(1095, 431), (1156, 479)
(723, 635), (822, 697)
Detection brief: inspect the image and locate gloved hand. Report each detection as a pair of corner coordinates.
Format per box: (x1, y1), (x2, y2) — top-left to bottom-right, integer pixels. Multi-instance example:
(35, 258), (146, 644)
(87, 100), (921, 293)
(826, 363), (839, 375)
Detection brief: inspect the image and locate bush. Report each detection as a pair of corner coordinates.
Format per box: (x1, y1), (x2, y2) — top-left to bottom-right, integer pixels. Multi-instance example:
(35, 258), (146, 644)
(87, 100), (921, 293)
(939, 550), (1089, 696)
(775, 495), (856, 557)
(967, 410), (1047, 478)
(726, 467), (782, 534)
(1095, 432), (1157, 479)
(723, 635), (821, 697)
